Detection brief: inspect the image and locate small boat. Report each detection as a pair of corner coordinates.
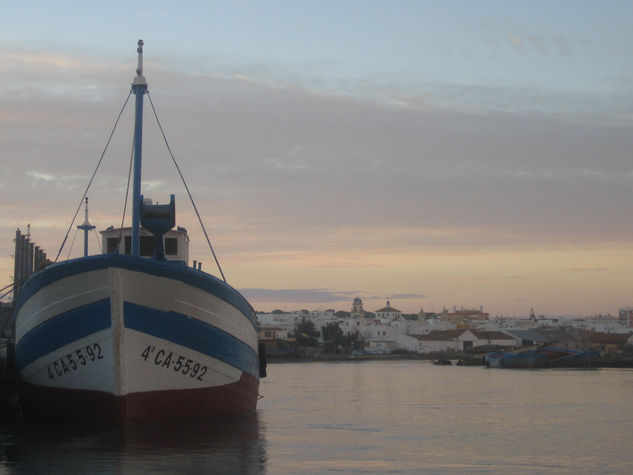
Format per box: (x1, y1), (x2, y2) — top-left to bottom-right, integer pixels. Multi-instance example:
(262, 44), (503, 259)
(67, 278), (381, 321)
(484, 350), (549, 369)
(433, 358), (452, 365)
(12, 41), (265, 424)
(536, 347), (599, 368)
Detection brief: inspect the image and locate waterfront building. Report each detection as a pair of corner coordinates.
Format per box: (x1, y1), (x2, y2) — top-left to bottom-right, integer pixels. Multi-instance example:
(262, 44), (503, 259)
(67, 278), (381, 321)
(351, 297), (365, 318)
(375, 300), (402, 321)
(619, 307), (633, 327)
(258, 326), (288, 344)
(537, 328), (586, 350)
(468, 330), (516, 349)
(570, 314), (627, 333)
(502, 329), (553, 347)
(363, 338), (397, 354)
(413, 332), (459, 353)
(407, 317), (456, 336)
(445, 306), (489, 328)
(587, 332), (633, 351)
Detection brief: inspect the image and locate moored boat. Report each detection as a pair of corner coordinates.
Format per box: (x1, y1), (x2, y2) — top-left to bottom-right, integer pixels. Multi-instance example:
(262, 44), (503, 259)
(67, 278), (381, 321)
(536, 347), (599, 368)
(13, 41), (265, 425)
(484, 350), (549, 369)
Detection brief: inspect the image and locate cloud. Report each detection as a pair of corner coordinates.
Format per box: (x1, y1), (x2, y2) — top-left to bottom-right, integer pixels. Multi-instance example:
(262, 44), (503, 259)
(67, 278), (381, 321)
(26, 171), (55, 181)
(239, 288), (358, 303)
(3, 57), (633, 263)
(564, 267), (609, 273)
(389, 293), (427, 299)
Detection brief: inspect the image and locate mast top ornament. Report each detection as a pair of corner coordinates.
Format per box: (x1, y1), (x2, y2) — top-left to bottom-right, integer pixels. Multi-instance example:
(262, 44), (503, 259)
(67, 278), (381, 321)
(132, 39), (147, 87)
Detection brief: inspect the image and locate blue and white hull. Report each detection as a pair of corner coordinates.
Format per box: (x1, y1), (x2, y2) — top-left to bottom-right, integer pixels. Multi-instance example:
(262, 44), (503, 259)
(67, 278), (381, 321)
(13, 254), (260, 424)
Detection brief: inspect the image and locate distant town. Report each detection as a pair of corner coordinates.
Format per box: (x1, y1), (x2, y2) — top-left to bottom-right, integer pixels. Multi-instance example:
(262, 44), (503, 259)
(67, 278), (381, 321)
(257, 299), (633, 361)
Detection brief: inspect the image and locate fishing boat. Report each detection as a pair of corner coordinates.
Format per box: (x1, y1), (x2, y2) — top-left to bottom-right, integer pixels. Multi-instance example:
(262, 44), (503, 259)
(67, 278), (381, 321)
(535, 347), (599, 368)
(484, 350), (549, 369)
(12, 41), (265, 424)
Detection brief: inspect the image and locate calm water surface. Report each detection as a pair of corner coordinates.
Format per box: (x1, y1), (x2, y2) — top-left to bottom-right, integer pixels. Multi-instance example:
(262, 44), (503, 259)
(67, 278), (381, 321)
(1, 361), (632, 473)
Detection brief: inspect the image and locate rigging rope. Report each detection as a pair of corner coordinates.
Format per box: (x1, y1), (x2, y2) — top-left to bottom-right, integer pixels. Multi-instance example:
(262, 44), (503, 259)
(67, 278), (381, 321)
(117, 132), (137, 247)
(147, 92), (227, 283)
(54, 91), (133, 263)
(65, 228), (79, 261)
(92, 227), (103, 253)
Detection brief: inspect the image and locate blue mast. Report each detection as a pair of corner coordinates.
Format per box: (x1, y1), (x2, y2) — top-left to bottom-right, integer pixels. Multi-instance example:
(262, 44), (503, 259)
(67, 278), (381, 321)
(131, 39), (147, 257)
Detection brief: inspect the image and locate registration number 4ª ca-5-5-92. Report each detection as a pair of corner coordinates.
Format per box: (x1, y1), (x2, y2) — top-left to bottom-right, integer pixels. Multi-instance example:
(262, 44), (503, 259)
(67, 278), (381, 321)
(47, 343), (104, 380)
(140, 345), (208, 381)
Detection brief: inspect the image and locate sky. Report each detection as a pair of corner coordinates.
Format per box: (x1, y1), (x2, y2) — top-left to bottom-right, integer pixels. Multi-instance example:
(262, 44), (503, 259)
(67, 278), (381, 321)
(1, 1), (632, 316)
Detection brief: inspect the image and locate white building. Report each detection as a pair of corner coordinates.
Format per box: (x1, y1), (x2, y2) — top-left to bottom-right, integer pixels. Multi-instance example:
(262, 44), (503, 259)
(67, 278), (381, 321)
(619, 308), (633, 328)
(571, 314), (628, 333)
(375, 300), (402, 321)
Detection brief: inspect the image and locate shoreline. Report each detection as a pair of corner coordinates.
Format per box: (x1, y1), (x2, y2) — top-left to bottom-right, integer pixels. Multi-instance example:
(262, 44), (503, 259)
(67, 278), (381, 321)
(266, 352), (633, 367)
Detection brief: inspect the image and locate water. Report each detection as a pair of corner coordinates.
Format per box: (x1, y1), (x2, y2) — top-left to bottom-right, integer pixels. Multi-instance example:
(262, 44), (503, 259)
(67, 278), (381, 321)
(1, 361), (632, 473)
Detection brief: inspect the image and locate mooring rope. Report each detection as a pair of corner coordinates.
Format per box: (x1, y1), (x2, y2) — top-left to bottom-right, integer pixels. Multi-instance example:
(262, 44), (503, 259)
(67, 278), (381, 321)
(54, 91), (133, 262)
(147, 92), (227, 283)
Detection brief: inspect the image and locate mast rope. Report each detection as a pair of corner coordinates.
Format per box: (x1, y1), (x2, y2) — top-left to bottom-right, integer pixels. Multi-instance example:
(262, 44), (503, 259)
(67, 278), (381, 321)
(54, 91), (133, 262)
(147, 92), (227, 283)
(116, 131), (137, 248)
(92, 227), (103, 253)
(65, 228), (79, 261)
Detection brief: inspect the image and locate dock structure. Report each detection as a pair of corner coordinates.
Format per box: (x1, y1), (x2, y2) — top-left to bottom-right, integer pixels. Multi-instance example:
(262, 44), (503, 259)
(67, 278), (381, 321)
(12, 226), (48, 301)
(0, 228), (49, 415)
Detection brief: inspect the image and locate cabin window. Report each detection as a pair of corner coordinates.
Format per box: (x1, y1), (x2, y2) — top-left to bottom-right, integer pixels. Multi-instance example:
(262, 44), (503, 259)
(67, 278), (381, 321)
(124, 236), (131, 255)
(140, 236), (155, 257)
(107, 238), (119, 253)
(165, 237), (178, 255)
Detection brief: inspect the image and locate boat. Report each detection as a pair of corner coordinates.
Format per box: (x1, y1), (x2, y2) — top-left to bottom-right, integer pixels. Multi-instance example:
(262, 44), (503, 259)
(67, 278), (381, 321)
(12, 41), (265, 424)
(484, 350), (549, 369)
(535, 347), (599, 368)
(433, 358), (452, 365)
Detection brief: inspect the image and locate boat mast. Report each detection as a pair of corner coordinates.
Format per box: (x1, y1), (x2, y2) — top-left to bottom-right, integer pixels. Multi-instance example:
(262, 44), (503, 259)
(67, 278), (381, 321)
(131, 39), (147, 257)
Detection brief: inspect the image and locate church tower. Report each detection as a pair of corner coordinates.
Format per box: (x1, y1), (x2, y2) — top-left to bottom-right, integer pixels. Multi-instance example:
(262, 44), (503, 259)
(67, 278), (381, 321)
(351, 297), (365, 318)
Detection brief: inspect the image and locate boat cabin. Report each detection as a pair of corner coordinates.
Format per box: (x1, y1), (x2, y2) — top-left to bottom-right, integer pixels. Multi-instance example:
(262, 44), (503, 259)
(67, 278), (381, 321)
(100, 226), (189, 264)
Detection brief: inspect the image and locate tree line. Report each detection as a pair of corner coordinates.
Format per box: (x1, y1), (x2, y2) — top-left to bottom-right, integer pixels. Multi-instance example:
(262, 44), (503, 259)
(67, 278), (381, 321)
(291, 318), (360, 353)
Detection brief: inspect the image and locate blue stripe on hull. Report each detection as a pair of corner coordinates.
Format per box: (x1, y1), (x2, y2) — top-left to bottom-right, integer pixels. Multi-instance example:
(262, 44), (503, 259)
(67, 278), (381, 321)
(15, 299), (112, 370)
(124, 302), (259, 379)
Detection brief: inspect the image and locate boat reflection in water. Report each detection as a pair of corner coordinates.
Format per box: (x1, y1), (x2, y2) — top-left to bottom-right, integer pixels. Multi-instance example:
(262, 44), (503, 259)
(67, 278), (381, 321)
(4, 414), (266, 473)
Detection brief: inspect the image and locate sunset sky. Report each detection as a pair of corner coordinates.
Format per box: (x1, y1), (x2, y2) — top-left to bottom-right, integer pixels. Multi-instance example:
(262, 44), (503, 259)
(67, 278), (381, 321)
(1, 1), (632, 316)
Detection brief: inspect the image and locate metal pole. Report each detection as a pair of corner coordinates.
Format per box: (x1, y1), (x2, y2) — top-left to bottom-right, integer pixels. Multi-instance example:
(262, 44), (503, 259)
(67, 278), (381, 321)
(131, 40), (147, 257)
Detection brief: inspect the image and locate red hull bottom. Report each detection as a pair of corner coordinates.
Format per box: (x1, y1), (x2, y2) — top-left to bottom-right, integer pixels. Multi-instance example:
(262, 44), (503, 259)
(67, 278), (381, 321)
(19, 372), (259, 425)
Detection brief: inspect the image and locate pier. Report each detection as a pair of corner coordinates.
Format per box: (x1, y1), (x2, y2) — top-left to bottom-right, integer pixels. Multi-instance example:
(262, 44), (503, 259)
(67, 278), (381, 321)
(0, 227), (50, 417)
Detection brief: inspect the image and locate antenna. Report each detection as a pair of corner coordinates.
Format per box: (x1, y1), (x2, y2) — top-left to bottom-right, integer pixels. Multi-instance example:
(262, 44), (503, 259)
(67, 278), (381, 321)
(132, 39), (147, 86)
(77, 197), (96, 257)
